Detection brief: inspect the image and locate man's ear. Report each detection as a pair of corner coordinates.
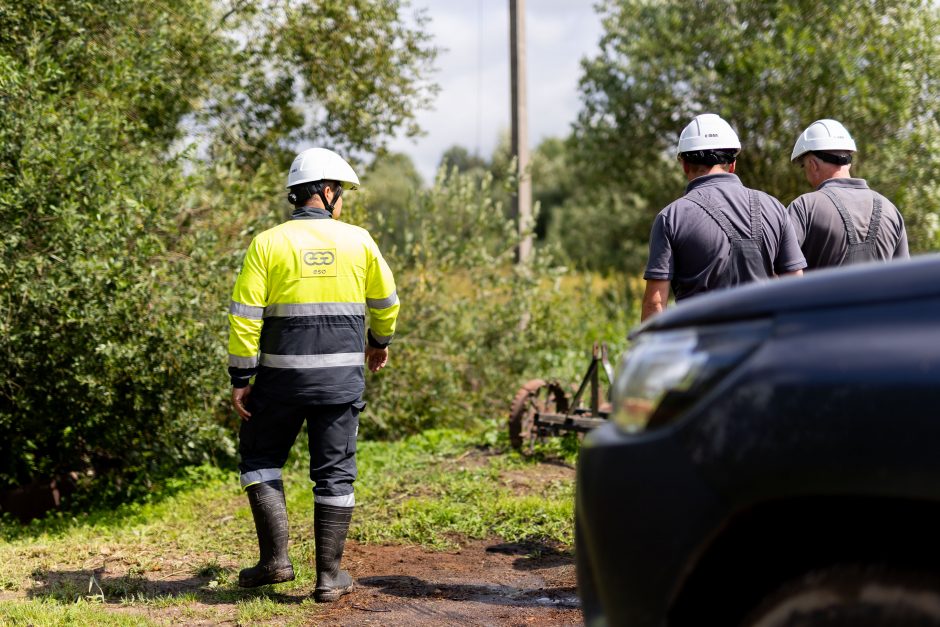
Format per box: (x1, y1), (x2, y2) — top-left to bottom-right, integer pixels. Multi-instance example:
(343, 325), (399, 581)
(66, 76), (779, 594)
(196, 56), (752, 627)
(681, 159), (691, 176)
(802, 156), (816, 181)
(728, 161), (736, 174)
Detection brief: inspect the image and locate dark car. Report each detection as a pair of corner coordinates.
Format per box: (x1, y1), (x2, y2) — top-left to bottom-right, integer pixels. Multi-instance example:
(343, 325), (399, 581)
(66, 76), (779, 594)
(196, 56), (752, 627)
(576, 255), (940, 627)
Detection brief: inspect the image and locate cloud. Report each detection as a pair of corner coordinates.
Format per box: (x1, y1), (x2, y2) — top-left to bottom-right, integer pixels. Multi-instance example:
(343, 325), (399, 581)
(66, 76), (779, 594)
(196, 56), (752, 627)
(386, 0), (602, 183)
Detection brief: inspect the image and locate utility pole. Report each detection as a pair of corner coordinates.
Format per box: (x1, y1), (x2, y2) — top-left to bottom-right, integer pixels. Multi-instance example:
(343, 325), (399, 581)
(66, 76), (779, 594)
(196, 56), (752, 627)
(509, 0), (532, 265)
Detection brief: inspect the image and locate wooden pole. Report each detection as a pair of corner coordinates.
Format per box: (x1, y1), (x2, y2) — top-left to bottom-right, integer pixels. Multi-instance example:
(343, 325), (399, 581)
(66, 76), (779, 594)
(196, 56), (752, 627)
(510, 0), (532, 265)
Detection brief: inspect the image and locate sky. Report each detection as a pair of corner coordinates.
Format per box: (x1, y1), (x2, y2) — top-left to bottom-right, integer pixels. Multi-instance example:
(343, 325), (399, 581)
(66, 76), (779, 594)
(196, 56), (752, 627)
(385, 0), (604, 183)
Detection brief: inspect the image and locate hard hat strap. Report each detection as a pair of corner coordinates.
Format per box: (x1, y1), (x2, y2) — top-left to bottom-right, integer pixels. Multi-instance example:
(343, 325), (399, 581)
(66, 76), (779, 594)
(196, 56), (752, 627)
(679, 149), (738, 166)
(812, 151), (852, 166)
(312, 181), (343, 215)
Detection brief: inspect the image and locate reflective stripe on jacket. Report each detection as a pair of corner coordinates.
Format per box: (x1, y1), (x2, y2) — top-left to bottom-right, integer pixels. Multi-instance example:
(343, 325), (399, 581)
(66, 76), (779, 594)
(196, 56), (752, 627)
(227, 207), (399, 403)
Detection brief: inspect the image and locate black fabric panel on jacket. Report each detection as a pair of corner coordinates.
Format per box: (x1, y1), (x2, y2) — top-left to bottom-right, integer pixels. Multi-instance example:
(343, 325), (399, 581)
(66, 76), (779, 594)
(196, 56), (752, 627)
(259, 316), (365, 356)
(254, 365), (365, 404)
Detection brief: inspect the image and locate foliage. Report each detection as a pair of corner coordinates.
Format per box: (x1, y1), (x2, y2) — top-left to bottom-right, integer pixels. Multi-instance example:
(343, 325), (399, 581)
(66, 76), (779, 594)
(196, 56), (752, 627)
(529, 136), (659, 271)
(567, 0), (940, 271)
(0, 0), (439, 500)
(529, 137), (576, 240)
(439, 145), (489, 175)
(345, 163), (636, 439)
(203, 0), (439, 171)
(436, 135), (514, 222)
(357, 152), (424, 255)
(0, 0), (236, 498)
(433, 135), (646, 273)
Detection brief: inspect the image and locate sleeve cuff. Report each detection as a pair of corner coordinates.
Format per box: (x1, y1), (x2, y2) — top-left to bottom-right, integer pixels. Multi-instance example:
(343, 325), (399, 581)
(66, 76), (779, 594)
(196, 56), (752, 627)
(231, 377), (252, 388)
(367, 329), (391, 349)
(779, 259), (808, 272)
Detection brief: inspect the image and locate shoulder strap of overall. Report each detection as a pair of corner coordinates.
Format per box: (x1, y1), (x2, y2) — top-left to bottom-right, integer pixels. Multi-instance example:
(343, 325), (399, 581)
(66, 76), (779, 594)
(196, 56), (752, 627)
(820, 187), (860, 246)
(866, 193), (884, 243)
(685, 191), (740, 241)
(747, 189), (763, 241)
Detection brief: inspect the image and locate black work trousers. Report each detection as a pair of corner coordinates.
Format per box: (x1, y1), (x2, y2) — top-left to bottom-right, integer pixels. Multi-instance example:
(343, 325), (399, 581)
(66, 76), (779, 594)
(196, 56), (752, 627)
(238, 387), (362, 500)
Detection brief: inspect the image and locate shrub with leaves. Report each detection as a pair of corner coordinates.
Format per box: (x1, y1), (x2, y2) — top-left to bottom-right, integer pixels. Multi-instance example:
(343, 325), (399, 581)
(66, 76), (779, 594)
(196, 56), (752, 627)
(0, 0), (237, 498)
(345, 166), (636, 439)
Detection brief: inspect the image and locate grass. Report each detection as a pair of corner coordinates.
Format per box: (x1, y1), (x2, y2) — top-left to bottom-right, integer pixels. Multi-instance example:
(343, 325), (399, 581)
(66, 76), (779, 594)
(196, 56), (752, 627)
(0, 598), (159, 626)
(354, 428), (575, 549)
(0, 426), (575, 624)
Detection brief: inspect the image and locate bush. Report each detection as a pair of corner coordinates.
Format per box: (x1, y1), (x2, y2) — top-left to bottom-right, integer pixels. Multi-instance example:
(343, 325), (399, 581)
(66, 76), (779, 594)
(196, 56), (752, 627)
(345, 166), (638, 439)
(0, 1), (236, 500)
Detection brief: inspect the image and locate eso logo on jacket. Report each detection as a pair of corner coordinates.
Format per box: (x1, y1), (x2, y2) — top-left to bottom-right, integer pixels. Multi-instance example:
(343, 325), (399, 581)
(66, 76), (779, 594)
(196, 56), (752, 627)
(302, 249), (337, 276)
(304, 249), (336, 266)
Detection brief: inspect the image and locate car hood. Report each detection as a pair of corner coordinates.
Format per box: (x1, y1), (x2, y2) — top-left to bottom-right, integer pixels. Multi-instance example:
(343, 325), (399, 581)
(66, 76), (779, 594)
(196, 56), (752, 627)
(635, 254), (940, 335)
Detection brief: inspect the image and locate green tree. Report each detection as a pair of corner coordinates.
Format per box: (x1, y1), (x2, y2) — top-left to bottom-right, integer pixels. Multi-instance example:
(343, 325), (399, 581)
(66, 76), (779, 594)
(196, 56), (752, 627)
(204, 0), (438, 173)
(358, 152), (424, 255)
(0, 0), (235, 494)
(435, 136), (521, 227)
(532, 135), (656, 272)
(434, 138), (577, 248)
(530, 138), (568, 237)
(439, 145), (489, 175)
(571, 0), (940, 269)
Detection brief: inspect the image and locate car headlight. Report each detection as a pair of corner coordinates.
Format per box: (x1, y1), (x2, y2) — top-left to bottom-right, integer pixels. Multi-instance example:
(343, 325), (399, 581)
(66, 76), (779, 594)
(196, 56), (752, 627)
(610, 320), (771, 433)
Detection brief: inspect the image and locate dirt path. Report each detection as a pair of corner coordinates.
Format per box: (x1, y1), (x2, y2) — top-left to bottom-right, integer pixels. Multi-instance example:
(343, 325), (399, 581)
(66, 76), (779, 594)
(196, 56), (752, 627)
(316, 539), (579, 625)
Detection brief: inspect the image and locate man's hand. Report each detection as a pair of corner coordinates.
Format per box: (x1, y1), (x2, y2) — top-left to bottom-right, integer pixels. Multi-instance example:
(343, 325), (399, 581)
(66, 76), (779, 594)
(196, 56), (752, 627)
(366, 346), (389, 372)
(232, 385), (252, 420)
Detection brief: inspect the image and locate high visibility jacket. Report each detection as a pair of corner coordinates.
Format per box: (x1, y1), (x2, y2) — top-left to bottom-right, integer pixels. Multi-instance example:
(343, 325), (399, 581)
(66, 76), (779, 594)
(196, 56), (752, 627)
(227, 207), (399, 404)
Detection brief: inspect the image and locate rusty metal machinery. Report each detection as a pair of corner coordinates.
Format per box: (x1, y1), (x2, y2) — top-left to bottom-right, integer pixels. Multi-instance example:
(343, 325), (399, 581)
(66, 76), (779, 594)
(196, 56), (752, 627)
(508, 342), (614, 452)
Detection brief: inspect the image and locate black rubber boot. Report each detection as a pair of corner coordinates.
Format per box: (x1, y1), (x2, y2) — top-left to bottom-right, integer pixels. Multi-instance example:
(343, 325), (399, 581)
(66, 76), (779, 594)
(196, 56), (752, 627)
(239, 480), (295, 588)
(313, 502), (355, 602)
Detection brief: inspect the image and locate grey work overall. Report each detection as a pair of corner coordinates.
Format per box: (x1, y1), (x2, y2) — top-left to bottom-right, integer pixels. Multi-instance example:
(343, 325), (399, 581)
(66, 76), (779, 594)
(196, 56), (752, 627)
(821, 188), (883, 265)
(686, 190), (771, 288)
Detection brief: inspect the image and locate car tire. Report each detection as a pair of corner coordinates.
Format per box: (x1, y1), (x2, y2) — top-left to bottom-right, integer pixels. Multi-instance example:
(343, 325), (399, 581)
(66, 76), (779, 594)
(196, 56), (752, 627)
(744, 564), (940, 627)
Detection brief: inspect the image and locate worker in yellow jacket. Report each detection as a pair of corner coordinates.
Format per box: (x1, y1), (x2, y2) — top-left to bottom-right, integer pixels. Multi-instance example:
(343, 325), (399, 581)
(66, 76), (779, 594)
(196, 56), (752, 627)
(227, 147), (399, 602)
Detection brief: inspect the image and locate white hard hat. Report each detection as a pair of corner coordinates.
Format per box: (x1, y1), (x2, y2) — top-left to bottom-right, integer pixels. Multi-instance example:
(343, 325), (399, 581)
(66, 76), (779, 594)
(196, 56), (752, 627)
(286, 148), (360, 190)
(676, 113), (741, 155)
(790, 119), (856, 162)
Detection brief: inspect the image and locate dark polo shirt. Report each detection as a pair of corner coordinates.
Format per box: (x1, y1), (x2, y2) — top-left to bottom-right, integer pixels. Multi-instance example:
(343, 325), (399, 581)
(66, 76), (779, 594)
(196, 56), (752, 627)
(644, 173), (806, 301)
(787, 178), (909, 269)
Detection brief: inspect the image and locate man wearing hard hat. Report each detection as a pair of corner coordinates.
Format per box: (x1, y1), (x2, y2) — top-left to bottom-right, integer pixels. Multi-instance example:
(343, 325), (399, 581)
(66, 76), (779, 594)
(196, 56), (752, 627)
(788, 119), (908, 269)
(641, 113), (806, 321)
(227, 148), (399, 602)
